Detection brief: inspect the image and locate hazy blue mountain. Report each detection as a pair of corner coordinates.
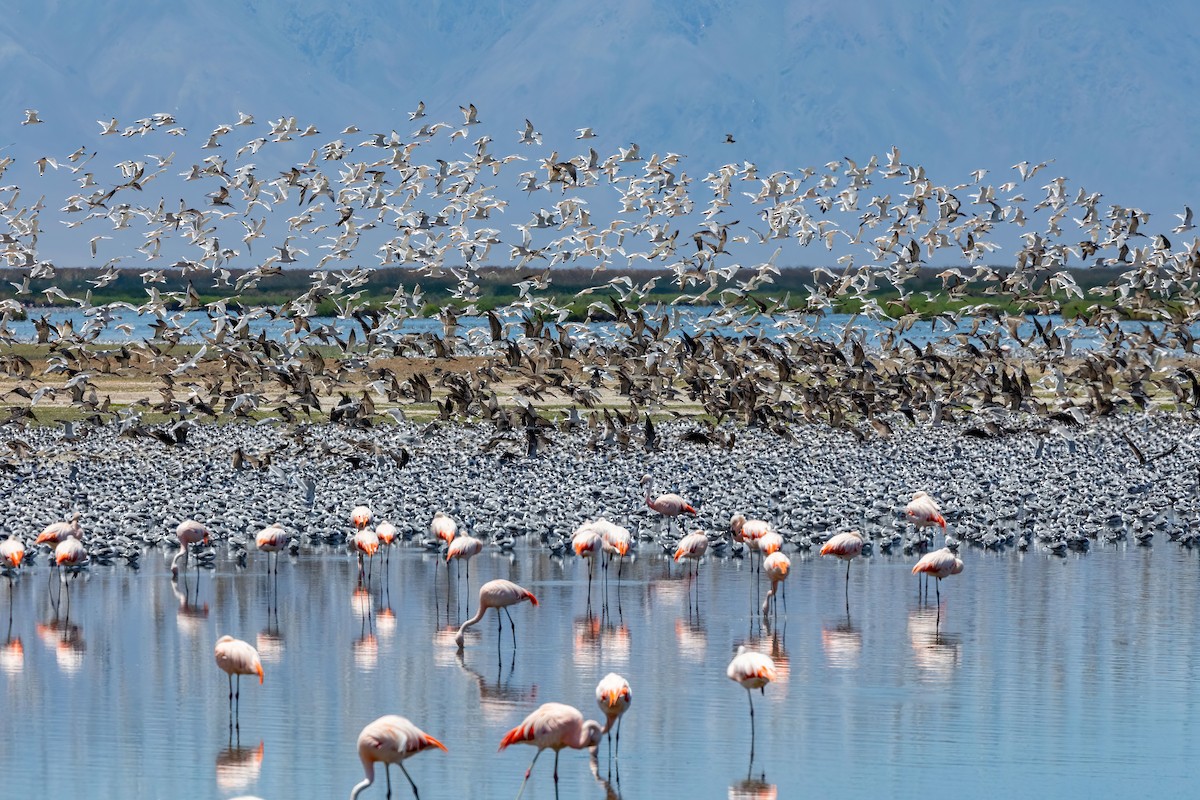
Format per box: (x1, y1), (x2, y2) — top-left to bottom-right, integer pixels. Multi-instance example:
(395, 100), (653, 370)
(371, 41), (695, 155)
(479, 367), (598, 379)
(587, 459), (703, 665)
(0, 1), (1195, 263)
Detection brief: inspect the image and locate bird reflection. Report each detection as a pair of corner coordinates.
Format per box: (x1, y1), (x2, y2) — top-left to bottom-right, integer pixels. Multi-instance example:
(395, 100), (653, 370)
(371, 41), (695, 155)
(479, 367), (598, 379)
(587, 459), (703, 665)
(36, 617), (85, 674)
(455, 648), (537, 724)
(1, 607), (21, 675)
(908, 606), (962, 681)
(170, 575), (209, 636)
(215, 740), (264, 795)
(590, 750), (622, 799)
(675, 615), (707, 663)
(730, 771), (777, 799)
(821, 619), (862, 670)
(352, 587), (378, 670)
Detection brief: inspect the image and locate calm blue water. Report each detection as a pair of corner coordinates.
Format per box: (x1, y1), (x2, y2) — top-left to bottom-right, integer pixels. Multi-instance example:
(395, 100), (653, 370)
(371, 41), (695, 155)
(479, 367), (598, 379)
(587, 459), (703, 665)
(2, 538), (1197, 799)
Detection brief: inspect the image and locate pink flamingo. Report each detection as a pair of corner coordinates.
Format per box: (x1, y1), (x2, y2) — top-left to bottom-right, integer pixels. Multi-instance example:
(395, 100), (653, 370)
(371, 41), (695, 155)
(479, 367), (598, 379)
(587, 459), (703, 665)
(820, 530), (865, 588)
(351, 528), (380, 581)
(641, 475), (696, 536)
(906, 491), (946, 533)
(730, 514), (772, 576)
(912, 547), (963, 606)
(376, 521), (398, 568)
(172, 519), (210, 578)
(758, 531), (783, 556)
(1, 538), (24, 571)
(430, 511), (457, 545)
(349, 715), (447, 800)
(673, 530), (709, 575)
(456, 579), (538, 650)
(727, 645), (777, 758)
(351, 505), (372, 531)
(597, 521), (631, 581)
(760, 552), (790, 616)
(255, 523), (288, 575)
(595, 673), (631, 760)
(572, 525), (604, 598)
(499, 702), (603, 798)
(214, 635), (263, 725)
(35, 512), (83, 546)
(446, 535), (483, 610)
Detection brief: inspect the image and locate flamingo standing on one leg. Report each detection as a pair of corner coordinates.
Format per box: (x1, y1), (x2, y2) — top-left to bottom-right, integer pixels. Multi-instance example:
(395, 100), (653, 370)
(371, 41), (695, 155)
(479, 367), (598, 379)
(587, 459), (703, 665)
(820, 530), (865, 593)
(172, 519), (210, 578)
(499, 702), (604, 799)
(572, 525), (603, 604)
(446, 535), (483, 611)
(215, 635), (263, 728)
(641, 475), (696, 537)
(595, 673), (631, 762)
(727, 645), (777, 760)
(456, 579), (538, 650)
(760, 551), (790, 617)
(255, 523), (289, 576)
(912, 546), (963, 614)
(349, 715), (447, 800)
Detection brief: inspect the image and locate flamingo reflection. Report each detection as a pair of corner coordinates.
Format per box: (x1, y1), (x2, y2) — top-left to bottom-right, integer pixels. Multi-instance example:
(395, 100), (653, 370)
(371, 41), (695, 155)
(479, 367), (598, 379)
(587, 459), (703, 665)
(908, 606), (962, 681)
(170, 575), (209, 636)
(730, 772), (777, 800)
(821, 620), (862, 670)
(215, 740), (264, 795)
(455, 648), (538, 724)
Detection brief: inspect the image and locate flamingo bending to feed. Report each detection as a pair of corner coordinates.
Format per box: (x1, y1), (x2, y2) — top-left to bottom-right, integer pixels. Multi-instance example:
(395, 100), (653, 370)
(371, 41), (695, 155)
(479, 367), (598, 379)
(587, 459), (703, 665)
(349, 715), (447, 800)
(595, 673), (631, 760)
(456, 579), (538, 649)
(641, 475), (696, 536)
(215, 635), (263, 722)
(172, 519), (210, 578)
(499, 702), (603, 798)
(761, 551), (790, 616)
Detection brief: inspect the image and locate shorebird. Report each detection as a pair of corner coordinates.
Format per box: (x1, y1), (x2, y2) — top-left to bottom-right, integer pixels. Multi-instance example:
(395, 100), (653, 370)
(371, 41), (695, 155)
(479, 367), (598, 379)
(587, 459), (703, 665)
(349, 715), (447, 800)
(499, 702), (603, 798)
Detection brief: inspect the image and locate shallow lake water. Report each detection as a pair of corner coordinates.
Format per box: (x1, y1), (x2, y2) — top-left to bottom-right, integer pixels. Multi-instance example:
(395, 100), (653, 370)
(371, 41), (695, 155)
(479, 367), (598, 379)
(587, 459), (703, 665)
(2, 537), (1198, 799)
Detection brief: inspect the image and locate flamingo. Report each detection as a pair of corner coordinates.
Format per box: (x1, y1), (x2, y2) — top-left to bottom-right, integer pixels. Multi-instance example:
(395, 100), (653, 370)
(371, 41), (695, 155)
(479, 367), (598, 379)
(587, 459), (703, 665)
(214, 635), (263, 725)
(349, 715), (447, 800)
(499, 702), (603, 798)
(1, 538), (24, 571)
(906, 491), (946, 533)
(352, 528), (380, 581)
(595, 673), (631, 760)
(641, 475), (696, 536)
(760, 552), (790, 616)
(730, 514), (772, 575)
(35, 512), (83, 546)
(255, 523), (288, 575)
(820, 530), (865, 588)
(597, 520), (632, 581)
(55, 536), (87, 570)
(673, 530), (709, 574)
(351, 505), (372, 531)
(376, 521), (398, 568)
(572, 524), (603, 598)
(911, 547), (963, 605)
(430, 511), (457, 545)
(172, 519), (210, 578)
(758, 531), (783, 556)
(727, 645), (777, 758)
(456, 579), (538, 649)
(446, 535), (483, 608)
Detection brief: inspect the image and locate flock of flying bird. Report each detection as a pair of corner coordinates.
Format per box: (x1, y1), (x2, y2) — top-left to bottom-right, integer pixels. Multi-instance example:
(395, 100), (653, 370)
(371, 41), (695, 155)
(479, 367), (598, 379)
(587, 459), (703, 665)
(0, 103), (1197, 445)
(0, 472), (964, 799)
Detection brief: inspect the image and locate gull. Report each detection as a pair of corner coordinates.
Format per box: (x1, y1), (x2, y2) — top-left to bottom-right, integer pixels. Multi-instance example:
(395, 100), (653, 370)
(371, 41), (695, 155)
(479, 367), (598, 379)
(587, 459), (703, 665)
(22, 109), (42, 125)
(97, 118), (119, 135)
(724, 133), (736, 144)
(1173, 206), (1194, 234)
(460, 103), (480, 125)
(409, 100), (426, 120)
(576, 127), (597, 139)
(518, 119), (542, 145)
(235, 111), (254, 126)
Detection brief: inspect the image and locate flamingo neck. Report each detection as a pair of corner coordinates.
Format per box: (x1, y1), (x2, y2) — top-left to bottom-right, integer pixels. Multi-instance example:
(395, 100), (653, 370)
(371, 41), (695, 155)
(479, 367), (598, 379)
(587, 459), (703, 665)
(349, 772), (373, 800)
(456, 604), (489, 643)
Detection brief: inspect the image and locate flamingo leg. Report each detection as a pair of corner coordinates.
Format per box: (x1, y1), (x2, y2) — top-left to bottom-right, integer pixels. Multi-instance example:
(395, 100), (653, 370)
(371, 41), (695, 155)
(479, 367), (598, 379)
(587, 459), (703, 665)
(747, 689), (756, 762)
(504, 606), (517, 647)
(615, 715), (622, 759)
(385, 763), (392, 798)
(399, 762), (420, 799)
(516, 748), (543, 800)
(553, 749), (560, 783)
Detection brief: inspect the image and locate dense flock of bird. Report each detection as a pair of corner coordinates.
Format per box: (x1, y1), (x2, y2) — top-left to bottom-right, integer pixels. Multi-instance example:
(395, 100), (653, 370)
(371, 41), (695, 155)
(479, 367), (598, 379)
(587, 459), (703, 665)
(2, 104), (1200, 797)
(0, 104), (1197, 439)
